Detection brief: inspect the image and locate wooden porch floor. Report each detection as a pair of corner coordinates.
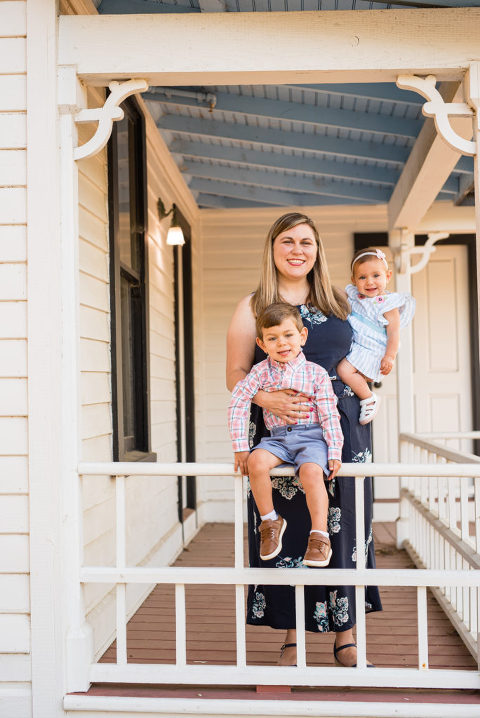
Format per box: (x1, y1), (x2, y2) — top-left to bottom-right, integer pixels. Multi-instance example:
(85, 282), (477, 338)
(98, 522), (477, 672)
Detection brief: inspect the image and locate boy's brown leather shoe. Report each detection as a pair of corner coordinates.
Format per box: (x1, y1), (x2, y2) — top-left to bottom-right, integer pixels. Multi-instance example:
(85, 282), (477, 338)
(303, 534), (332, 567)
(259, 515), (286, 560)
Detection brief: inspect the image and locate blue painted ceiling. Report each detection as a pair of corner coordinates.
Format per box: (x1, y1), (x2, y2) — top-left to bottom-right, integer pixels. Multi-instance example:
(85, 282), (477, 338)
(96, 1), (476, 209)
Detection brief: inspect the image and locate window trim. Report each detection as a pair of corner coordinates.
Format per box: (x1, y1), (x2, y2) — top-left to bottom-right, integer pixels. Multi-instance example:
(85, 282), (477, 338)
(108, 97), (155, 463)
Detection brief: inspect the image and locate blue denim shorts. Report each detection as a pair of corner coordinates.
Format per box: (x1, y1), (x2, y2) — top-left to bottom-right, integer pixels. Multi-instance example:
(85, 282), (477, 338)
(252, 424), (330, 477)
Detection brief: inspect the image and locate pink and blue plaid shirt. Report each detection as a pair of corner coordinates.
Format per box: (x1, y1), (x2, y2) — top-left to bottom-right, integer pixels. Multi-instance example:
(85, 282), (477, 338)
(228, 351), (343, 460)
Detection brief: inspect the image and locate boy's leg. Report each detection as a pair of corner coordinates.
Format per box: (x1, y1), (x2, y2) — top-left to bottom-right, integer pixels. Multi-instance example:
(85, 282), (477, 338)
(299, 462), (332, 567)
(248, 448), (287, 561)
(298, 462), (329, 532)
(337, 358), (372, 400)
(248, 448), (284, 516)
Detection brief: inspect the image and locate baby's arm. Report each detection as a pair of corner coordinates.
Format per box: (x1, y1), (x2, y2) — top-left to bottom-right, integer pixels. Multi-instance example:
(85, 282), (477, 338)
(381, 307), (400, 375)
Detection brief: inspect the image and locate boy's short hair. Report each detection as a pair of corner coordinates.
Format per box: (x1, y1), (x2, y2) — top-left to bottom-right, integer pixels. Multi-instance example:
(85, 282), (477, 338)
(256, 302), (304, 339)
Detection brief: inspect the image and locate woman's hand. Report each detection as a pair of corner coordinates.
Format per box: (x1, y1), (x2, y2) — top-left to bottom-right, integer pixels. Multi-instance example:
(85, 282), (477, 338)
(256, 389), (312, 424)
(234, 451), (250, 476)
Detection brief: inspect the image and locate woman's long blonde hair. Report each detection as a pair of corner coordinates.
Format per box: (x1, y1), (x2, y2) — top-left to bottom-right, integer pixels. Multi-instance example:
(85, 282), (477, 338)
(251, 212), (349, 320)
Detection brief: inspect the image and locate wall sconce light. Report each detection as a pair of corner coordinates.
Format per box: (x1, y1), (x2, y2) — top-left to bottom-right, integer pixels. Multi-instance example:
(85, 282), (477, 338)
(157, 198), (185, 246)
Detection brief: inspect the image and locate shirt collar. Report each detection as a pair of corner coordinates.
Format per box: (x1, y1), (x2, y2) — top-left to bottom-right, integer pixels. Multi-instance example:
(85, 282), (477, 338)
(268, 351), (306, 371)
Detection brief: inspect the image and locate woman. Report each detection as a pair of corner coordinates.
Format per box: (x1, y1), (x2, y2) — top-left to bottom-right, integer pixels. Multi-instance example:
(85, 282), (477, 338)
(226, 212), (381, 667)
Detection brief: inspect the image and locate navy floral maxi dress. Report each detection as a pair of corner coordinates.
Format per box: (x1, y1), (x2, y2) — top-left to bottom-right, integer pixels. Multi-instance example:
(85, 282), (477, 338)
(246, 305), (382, 633)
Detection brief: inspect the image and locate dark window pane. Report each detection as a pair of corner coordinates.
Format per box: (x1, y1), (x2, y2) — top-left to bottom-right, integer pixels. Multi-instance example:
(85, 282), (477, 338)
(120, 274), (136, 451)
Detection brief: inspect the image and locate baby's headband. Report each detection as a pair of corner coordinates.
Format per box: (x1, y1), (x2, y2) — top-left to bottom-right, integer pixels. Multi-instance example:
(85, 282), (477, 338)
(351, 249), (388, 270)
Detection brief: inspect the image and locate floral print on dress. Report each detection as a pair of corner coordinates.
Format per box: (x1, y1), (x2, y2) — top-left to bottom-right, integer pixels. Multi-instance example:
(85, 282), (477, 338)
(340, 384), (355, 399)
(328, 506), (341, 534)
(328, 477), (336, 497)
(313, 601), (329, 632)
(248, 420), (257, 449)
(275, 556), (304, 568)
(299, 304), (327, 326)
(271, 476), (305, 499)
(329, 590), (349, 627)
(252, 591), (266, 618)
(352, 448), (372, 463)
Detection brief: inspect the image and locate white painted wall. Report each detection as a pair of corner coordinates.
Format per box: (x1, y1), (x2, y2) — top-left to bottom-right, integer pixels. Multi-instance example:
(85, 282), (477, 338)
(0, 2), (31, 715)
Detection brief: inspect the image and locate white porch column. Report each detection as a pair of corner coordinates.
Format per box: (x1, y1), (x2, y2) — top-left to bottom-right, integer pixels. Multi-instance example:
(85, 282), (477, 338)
(465, 63), (480, 342)
(389, 229), (415, 549)
(58, 66), (94, 694)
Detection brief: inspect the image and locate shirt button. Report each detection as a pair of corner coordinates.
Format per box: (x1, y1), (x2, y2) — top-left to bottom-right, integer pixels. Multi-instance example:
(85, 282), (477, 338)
(287, 427), (292, 432)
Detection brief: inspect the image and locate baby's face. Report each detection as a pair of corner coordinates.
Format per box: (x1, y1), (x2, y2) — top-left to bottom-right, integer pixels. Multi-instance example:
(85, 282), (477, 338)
(352, 258), (392, 298)
(257, 318), (308, 363)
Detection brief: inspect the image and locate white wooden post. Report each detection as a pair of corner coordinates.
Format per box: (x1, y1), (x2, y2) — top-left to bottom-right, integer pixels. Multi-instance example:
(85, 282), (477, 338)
(58, 66), (94, 693)
(465, 64), (480, 357)
(390, 229), (415, 549)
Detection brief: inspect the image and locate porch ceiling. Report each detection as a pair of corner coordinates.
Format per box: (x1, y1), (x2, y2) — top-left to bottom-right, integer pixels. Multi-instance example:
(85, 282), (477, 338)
(95, 1), (476, 210)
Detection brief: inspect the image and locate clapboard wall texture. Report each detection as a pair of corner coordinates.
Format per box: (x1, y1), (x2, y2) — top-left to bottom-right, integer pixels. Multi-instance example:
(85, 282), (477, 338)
(195, 205), (389, 520)
(0, 3), (31, 710)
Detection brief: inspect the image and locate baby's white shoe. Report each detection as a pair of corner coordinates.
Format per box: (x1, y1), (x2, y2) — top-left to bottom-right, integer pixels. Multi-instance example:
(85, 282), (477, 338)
(359, 392), (380, 425)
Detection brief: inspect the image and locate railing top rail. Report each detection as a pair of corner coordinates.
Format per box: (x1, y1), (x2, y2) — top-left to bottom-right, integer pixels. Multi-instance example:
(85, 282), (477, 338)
(418, 431), (480, 440)
(400, 433), (480, 464)
(80, 566), (480, 588)
(77, 461), (480, 478)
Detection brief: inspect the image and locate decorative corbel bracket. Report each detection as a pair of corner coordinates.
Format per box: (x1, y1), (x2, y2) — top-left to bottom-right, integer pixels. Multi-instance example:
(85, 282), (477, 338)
(73, 79), (149, 161)
(396, 232), (449, 275)
(396, 75), (475, 157)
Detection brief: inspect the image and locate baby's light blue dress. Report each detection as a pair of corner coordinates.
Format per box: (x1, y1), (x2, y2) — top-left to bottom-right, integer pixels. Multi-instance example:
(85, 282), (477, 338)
(345, 284), (416, 382)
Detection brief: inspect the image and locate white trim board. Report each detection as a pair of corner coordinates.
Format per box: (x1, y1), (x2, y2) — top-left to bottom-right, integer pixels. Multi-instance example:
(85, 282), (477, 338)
(58, 8), (480, 86)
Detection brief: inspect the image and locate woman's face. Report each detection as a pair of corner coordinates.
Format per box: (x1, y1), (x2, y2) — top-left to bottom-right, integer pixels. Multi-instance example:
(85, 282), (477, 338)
(272, 223), (318, 281)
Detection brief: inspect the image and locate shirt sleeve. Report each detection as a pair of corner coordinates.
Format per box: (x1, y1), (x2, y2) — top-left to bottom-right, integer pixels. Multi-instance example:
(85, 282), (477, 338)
(375, 292), (416, 328)
(228, 367), (263, 452)
(313, 370), (343, 462)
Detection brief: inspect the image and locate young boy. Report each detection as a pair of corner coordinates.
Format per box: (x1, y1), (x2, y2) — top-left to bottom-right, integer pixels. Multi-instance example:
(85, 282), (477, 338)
(228, 303), (342, 567)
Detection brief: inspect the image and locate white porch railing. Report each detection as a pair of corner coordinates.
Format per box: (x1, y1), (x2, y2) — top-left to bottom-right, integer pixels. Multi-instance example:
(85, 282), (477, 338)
(76, 460), (480, 691)
(398, 434), (480, 661)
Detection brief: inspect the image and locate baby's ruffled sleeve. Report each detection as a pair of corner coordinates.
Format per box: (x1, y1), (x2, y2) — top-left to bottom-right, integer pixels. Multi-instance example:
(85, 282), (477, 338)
(376, 292), (416, 328)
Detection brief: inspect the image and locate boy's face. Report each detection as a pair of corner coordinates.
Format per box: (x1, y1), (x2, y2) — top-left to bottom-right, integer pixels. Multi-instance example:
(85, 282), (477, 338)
(256, 317), (308, 363)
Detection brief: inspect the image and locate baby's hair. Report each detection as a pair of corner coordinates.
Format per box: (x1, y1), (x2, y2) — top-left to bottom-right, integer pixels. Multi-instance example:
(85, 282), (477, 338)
(256, 302), (304, 339)
(351, 246), (389, 273)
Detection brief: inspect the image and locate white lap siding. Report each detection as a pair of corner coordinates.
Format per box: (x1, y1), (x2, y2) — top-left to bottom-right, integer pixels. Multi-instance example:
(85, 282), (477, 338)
(196, 205), (388, 521)
(0, 2), (31, 715)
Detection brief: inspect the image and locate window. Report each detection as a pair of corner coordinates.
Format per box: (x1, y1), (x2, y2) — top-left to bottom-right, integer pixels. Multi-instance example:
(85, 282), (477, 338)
(108, 98), (154, 461)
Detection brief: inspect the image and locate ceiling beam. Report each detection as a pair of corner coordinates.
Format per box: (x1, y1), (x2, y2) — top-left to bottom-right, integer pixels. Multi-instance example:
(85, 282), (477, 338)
(197, 194), (272, 209)
(198, 0), (226, 10)
(98, 0), (200, 13)
(388, 82), (473, 230)
(183, 160), (391, 202)
(156, 114), (410, 164)
(171, 139), (400, 185)
(189, 178), (370, 206)
(58, 9), (480, 85)
(146, 89), (421, 138)
(286, 84), (423, 105)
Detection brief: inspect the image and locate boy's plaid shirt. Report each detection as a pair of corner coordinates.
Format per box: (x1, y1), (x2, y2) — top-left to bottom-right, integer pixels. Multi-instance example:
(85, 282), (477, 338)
(228, 351), (343, 460)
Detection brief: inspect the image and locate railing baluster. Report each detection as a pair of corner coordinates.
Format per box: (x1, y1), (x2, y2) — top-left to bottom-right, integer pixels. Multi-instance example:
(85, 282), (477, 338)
(175, 583), (186, 667)
(417, 586), (429, 670)
(295, 584), (306, 669)
(115, 475), (127, 665)
(354, 474), (367, 669)
(235, 584), (246, 668)
(234, 474), (244, 571)
(475, 477), (480, 555)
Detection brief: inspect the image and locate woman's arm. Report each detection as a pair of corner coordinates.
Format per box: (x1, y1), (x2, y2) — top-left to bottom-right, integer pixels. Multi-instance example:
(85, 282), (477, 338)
(380, 307), (400, 375)
(226, 295), (257, 391)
